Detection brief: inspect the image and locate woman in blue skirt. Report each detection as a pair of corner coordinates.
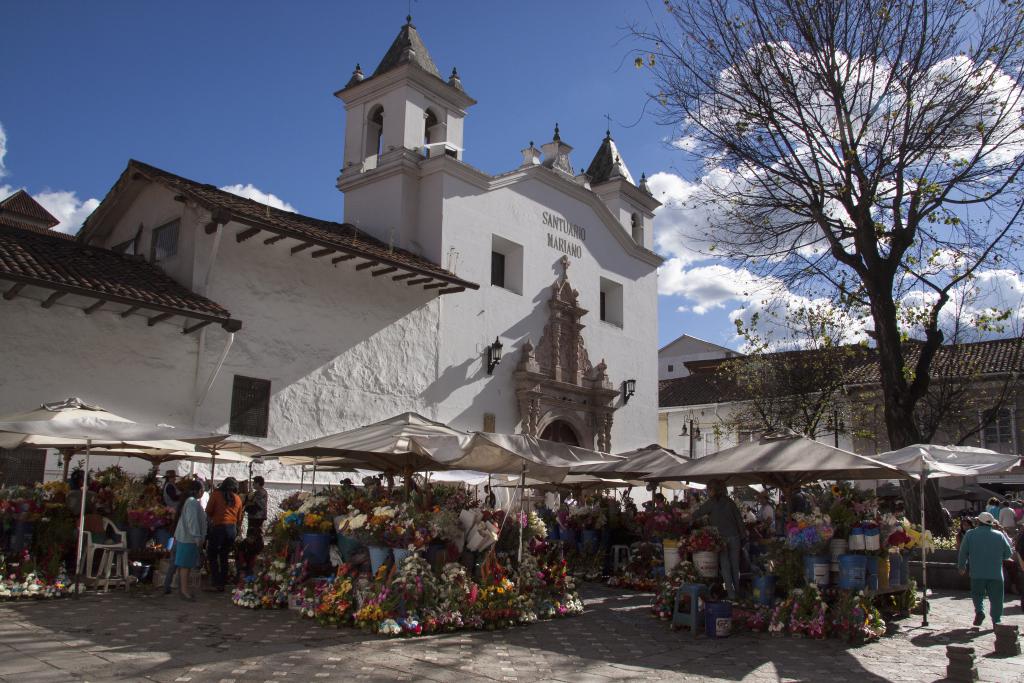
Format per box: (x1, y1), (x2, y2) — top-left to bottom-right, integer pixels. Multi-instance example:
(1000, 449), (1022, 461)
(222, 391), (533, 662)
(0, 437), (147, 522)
(172, 479), (207, 601)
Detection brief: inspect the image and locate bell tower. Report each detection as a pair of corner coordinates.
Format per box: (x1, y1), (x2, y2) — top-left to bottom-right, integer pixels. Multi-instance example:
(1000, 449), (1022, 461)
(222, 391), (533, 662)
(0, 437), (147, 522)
(335, 16), (476, 252)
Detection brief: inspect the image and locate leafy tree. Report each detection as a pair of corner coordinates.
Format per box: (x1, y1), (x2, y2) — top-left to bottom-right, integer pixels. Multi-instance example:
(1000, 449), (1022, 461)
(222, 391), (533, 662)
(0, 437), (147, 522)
(634, 0), (1024, 455)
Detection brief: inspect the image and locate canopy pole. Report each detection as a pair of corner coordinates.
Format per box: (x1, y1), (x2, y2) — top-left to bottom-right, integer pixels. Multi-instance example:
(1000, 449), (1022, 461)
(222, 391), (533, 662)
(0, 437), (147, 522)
(72, 438), (91, 598)
(299, 465), (305, 491)
(311, 456), (318, 493)
(210, 451), (217, 485)
(920, 464), (929, 627)
(517, 462), (526, 565)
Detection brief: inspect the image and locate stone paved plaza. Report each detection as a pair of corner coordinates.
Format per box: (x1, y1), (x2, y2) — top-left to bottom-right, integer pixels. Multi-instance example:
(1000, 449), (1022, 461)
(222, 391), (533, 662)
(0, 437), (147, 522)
(0, 585), (1021, 683)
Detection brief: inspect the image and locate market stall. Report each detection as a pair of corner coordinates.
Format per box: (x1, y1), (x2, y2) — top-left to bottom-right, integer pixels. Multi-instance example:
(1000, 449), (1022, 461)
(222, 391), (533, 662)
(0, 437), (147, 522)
(630, 432), (926, 642)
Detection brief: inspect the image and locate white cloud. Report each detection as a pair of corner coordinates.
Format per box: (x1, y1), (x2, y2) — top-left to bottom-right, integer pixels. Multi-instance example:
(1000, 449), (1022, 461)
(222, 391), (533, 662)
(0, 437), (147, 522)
(648, 171), (717, 266)
(33, 190), (100, 234)
(220, 184), (296, 213)
(0, 122), (7, 177)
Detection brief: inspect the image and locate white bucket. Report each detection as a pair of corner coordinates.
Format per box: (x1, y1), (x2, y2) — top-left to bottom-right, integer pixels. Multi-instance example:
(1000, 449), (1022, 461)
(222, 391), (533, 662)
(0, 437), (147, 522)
(663, 540), (681, 574)
(848, 530), (865, 551)
(693, 550), (719, 578)
(830, 538), (848, 571)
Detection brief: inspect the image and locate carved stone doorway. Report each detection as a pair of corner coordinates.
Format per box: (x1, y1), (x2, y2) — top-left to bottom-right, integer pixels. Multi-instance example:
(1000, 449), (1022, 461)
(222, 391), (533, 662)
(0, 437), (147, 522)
(539, 420), (581, 446)
(515, 256), (619, 452)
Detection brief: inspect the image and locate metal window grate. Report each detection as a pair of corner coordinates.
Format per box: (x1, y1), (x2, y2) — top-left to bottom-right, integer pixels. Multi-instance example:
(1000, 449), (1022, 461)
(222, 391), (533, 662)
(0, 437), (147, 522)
(0, 448), (46, 486)
(151, 219), (180, 262)
(230, 375), (271, 438)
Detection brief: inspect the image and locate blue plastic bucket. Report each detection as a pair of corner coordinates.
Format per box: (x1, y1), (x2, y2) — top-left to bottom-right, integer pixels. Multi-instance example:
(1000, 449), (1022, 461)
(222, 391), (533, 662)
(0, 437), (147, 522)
(580, 530), (599, 549)
(838, 554), (867, 590)
(560, 527), (578, 547)
(368, 545), (390, 573)
(337, 534), (360, 561)
(547, 524), (560, 541)
(302, 532), (331, 565)
(804, 555), (830, 587)
(704, 601), (732, 638)
(889, 552), (907, 586)
(392, 547), (412, 567)
(865, 555), (879, 590)
(752, 574), (777, 606)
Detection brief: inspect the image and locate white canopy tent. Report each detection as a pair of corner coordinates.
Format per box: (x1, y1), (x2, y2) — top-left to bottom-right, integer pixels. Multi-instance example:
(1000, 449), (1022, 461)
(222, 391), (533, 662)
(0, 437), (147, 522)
(0, 398), (223, 591)
(872, 443), (1021, 627)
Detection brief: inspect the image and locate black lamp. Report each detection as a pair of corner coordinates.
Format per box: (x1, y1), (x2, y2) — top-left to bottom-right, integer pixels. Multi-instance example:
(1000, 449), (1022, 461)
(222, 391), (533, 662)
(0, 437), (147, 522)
(487, 337), (503, 374)
(622, 378), (636, 404)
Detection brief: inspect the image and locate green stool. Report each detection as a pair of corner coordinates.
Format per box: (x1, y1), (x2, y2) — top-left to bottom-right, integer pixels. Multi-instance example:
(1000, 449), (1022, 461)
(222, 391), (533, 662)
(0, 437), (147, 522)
(672, 583), (708, 636)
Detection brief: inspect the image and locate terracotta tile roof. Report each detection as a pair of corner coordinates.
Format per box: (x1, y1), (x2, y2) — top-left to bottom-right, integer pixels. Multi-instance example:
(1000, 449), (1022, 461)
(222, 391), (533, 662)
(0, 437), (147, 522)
(122, 160), (478, 290)
(0, 224), (237, 325)
(659, 338), (1024, 408)
(0, 190), (62, 232)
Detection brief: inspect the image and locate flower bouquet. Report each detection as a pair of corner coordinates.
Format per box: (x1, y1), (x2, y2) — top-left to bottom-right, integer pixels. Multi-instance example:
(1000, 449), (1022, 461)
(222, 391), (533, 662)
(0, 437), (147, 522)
(785, 512), (834, 554)
(787, 586), (829, 638)
(315, 564), (358, 627)
(685, 526), (724, 553)
(829, 589), (886, 643)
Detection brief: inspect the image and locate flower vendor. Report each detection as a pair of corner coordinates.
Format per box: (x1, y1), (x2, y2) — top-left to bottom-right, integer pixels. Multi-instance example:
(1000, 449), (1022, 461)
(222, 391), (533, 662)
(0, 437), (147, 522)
(691, 479), (746, 599)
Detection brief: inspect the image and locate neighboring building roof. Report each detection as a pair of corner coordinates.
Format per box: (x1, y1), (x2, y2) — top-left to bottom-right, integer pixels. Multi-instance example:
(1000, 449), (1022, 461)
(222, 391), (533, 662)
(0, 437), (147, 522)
(372, 17), (442, 79)
(659, 332), (740, 357)
(0, 190), (61, 233)
(585, 133), (635, 185)
(659, 338), (1024, 408)
(104, 160), (477, 292)
(0, 224), (239, 331)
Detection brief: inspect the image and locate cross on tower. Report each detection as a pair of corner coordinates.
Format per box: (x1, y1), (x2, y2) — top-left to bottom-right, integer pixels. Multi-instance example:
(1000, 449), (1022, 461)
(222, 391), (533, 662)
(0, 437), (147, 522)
(604, 113), (612, 137)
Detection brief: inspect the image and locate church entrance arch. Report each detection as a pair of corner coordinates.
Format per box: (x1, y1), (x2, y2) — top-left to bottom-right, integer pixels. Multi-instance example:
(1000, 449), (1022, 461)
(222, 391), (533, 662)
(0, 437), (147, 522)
(514, 257), (620, 452)
(539, 419), (581, 446)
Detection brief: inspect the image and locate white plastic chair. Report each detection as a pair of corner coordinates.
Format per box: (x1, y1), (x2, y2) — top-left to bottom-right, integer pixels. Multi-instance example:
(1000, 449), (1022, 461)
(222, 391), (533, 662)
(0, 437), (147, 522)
(78, 517), (128, 589)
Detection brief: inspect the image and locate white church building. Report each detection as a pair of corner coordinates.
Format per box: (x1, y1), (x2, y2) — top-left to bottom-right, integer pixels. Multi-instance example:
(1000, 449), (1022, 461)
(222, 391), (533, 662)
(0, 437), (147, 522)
(0, 18), (662, 483)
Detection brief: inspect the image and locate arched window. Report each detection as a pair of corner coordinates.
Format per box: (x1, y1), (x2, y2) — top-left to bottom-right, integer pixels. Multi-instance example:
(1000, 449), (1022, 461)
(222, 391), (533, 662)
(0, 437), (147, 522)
(540, 420), (581, 446)
(424, 109), (439, 145)
(365, 105), (384, 164)
(630, 213), (643, 244)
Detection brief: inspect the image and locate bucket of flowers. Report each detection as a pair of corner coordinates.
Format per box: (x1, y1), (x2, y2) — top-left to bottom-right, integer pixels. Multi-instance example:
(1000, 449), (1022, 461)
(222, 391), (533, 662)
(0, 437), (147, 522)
(314, 563), (358, 627)
(786, 585), (829, 638)
(686, 527), (724, 578)
(651, 560), (702, 619)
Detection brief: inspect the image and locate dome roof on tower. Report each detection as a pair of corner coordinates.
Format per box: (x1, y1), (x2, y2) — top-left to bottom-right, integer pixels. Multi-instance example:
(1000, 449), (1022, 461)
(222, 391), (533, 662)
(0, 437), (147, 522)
(371, 16), (442, 80)
(585, 131), (635, 185)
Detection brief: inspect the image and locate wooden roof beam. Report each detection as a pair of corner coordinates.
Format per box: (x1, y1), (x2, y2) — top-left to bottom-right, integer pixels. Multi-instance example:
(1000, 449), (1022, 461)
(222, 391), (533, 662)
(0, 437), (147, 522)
(182, 320), (213, 335)
(3, 283), (24, 300)
(264, 234), (286, 245)
(392, 272), (417, 282)
(84, 299), (106, 315)
(41, 291), (66, 308)
(372, 266), (398, 277)
(355, 260), (379, 271)
(407, 277), (432, 286)
(148, 312), (174, 327)
(332, 254), (355, 265)
(236, 227), (260, 243)
(437, 286), (466, 294)
(312, 247), (335, 258)
(423, 282), (447, 290)
(121, 306), (139, 318)
(291, 243), (313, 255)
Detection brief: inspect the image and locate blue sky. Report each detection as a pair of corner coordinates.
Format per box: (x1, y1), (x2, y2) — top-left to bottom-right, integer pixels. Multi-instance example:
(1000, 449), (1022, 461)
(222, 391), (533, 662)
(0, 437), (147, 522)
(0, 1), (777, 351)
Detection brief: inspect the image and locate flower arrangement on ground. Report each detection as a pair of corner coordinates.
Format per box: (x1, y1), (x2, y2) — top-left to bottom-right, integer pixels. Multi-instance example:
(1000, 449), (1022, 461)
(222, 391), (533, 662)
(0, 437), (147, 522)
(650, 560), (703, 619)
(829, 589), (886, 643)
(608, 541), (661, 591)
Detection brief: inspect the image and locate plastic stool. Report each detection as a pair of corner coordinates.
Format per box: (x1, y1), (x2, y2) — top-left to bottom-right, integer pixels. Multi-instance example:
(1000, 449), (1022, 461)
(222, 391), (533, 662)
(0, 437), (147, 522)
(672, 583), (708, 636)
(611, 545), (631, 572)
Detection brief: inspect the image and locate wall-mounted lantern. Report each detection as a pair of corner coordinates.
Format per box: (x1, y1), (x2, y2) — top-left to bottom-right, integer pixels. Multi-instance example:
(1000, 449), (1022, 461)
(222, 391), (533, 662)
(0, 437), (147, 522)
(622, 378), (636, 404)
(487, 337), (503, 374)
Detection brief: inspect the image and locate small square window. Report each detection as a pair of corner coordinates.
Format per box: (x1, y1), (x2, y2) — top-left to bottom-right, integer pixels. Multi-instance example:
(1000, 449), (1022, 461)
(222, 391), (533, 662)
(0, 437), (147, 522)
(668, 364), (674, 372)
(230, 375), (271, 438)
(491, 251), (506, 288)
(150, 219), (180, 262)
(490, 235), (523, 294)
(599, 277), (623, 327)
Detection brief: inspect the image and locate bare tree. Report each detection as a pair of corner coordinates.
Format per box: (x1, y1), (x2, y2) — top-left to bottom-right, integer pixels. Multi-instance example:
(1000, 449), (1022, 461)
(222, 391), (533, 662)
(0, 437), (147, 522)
(634, 0), (1024, 454)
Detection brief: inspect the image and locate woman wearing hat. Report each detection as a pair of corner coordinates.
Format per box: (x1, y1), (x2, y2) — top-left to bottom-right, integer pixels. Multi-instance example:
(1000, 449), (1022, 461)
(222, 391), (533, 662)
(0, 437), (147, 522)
(957, 511), (1013, 626)
(205, 477), (243, 592)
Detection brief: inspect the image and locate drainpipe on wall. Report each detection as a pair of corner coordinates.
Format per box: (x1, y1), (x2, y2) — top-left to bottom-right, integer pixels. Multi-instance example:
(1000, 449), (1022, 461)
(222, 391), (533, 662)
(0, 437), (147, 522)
(190, 212), (228, 430)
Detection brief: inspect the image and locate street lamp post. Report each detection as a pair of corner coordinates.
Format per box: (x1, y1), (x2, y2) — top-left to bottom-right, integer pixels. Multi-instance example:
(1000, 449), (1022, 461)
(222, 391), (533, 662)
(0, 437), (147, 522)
(679, 419), (702, 459)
